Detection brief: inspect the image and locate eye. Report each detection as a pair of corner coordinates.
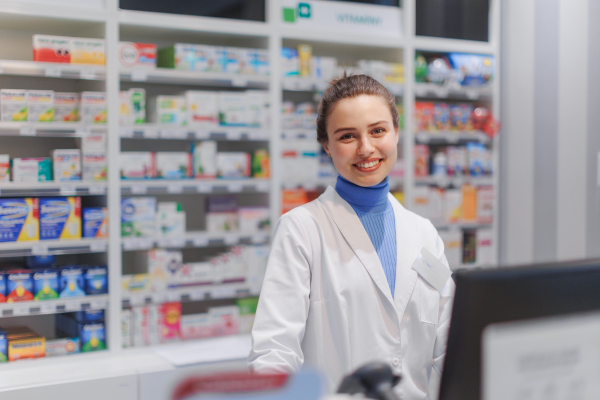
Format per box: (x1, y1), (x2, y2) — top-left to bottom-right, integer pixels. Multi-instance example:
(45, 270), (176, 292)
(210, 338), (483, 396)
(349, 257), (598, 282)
(372, 127), (386, 135)
(339, 133), (354, 140)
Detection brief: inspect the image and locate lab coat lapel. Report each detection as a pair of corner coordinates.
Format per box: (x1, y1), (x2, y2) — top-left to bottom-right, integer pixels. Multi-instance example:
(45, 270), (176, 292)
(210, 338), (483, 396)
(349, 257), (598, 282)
(389, 194), (419, 322)
(319, 187), (396, 308)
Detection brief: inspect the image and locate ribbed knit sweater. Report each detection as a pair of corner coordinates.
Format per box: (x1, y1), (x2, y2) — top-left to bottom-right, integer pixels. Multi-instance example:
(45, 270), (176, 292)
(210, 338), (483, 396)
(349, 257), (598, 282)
(335, 175), (397, 297)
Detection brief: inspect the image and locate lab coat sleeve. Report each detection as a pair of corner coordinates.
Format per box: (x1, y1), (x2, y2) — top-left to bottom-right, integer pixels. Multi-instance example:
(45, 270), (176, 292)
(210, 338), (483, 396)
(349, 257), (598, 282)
(248, 211), (313, 373)
(431, 228), (456, 377)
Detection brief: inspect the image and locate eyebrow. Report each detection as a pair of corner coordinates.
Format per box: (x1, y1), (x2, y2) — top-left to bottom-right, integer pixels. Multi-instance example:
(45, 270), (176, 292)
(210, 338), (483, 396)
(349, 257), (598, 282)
(332, 120), (389, 134)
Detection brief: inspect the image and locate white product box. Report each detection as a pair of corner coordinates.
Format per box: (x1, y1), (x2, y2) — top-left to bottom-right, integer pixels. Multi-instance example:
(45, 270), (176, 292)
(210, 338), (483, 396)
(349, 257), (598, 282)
(80, 134), (106, 151)
(82, 150), (107, 181)
(147, 249), (183, 287)
(243, 245), (269, 295)
(119, 91), (131, 126)
(11, 158), (52, 182)
(184, 262), (214, 285)
(222, 47), (243, 74)
(120, 152), (154, 179)
(54, 92), (79, 122)
(71, 37), (105, 65)
(242, 48), (270, 76)
(218, 92), (246, 126)
(158, 202), (186, 238)
(118, 42), (157, 69)
(121, 197), (157, 238)
(27, 90), (54, 122)
(239, 207), (270, 232)
(411, 186), (430, 219)
(245, 90), (269, 128)
(477, 186), (494, 223)
(216, 152), (250, 178)
(132, 306), (149, 347)
(0, 155), (9, 182)
(310, 56), (337, 80)
(444, 189), (462, 223)
(0, 89), (27, 122)
(428, 187), (444, 223)
(155, 152), (191, 179)
(192, 140), (217, 179)
(121, 309), (132, 348)
(52, 149), (81, 181)
(185, 91), (218, 126)
(181, 313), (214, 340)
(156, 96), (186, 126)
(172, 43), (216, 72)
(438, 230), (462, 269)
(32, 34), (71, 63)
(476, 228), (494, 266)
(209, 305), (240, 336)
(206, 213), (238, 233)
(80, 91), (106, 124)
(147, 304), (160, 345)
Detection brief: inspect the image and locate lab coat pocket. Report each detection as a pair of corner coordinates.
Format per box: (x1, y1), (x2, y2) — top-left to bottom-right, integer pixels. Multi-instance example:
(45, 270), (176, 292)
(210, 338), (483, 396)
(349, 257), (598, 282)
(419, 279), (440, 325)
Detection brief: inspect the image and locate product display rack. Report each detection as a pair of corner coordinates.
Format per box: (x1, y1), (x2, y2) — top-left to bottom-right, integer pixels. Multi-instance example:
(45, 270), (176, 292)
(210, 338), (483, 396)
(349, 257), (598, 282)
(0, 0), (500, 394)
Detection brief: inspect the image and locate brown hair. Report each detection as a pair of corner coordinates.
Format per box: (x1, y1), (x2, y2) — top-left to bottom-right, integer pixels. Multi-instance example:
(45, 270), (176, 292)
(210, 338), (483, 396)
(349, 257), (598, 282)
(316, 74), (399, 144)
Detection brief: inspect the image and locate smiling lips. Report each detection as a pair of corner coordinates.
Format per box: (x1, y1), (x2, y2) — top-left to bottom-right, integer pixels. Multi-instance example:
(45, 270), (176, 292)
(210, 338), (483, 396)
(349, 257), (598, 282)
(354, 159), (383, 172)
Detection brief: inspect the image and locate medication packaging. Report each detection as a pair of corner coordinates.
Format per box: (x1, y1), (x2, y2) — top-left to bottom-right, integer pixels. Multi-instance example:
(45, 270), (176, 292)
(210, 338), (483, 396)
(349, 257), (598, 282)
(156, 96), (186, 126)
(159, 302), (181, 342)
(121, 197), (157, 237)
(120, 152), (154, 179)
(82, 150), (107, 181)
(158, 202), (186, 238)
(32, 269), (60, 300)
(477, 186), (494, 224)
(210, 305), (240, 336)
(192, 141), (217, 179)
(5, 270), (34, 302)
(59, 266), (85, 297)
(32, 35), (71, 63)
(52, 149), (81, 181)
(0, 89), (27, 121)
(185, 91), (218, 126)
(155, 152), (192, 179)
(239, 207), (270, 232)
(27, 90), (54, 122)
(45, 338), (80, 357)
(219, 92), (246, 126)
(121, 309), (132, 348)
(217, 152), (250, 178)
(6, 327), (45, 361)
(80, 92), (106, 124)
(130, 89), (146, 124)
(237, 297), (258, 334)
(0, 198), (39, 242)
(158, 43), (218, 72)
(12, 158), (52, 183)
(206, 196), (238, 232)
(118, 42), (157, 69)
(39, 197), (81, 240)
(181, 313), (214, 340)
(0, 329), (6, 362)
(0, 155), (9, 182)
(71, 38), (105, 65)
(0, 274), (6, 302)
(444, 189), (462, 223)
(84, 266), (108, 295)
(83, 207), (108, 238)
(245, 90), (269, 128)
(54, 92), (79, 122)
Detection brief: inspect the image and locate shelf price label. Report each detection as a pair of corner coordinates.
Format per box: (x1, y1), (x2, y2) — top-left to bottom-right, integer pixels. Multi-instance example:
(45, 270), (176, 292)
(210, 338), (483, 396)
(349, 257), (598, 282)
(231, 77), (248, 87)
(89, 184), (105, 195)
(192, 235), (209, 248)
(160, 129), (188, 140)
(131, 69), (148, 82)
(80, 68), (96, 80)
(13, 305), (29, 316)
(90, 298), (107, 310)
(66, 301), (80, 311)
(130, 294), (144, 306)
(228, 182), (243, 193)
(60, 184), (77, 195)
(152, 292), (166, 304)
(224, 234), (239, 245)
(194, 130), (210, 140)
(212, 285), (237, 299)
(32, 243), (49, 256)
(45, 67), (61, 78)
(167, 291), (181, 302)
(41, 302), (57, 314)
(90, 241), (108, 253)
(167, 183), (184, 194)
(196, 183), (212, 193)
(131, 184), (148, 194)
(190, 289), (205, 301)
(19, 125), (36, 136)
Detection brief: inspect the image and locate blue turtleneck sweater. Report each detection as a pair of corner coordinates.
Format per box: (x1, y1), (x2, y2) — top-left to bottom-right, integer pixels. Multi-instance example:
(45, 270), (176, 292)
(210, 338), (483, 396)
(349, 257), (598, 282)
(335, 175), (397, 297)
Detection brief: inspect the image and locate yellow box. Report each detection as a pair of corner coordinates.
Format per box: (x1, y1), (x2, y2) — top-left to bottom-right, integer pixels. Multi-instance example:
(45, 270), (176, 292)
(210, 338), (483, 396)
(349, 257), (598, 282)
(71, 38), (105, 65)
(6, 327), (45, 361)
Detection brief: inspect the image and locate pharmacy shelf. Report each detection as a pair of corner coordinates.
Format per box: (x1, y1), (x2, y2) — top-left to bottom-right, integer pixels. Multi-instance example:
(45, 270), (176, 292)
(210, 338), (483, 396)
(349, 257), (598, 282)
(414, 82), (493, 100)
(121, 124), (269, 141)
(434, 222), (493, 230)
(415, 131), (491, 144)
(0, 1), (108, 23)
(0, 238), (107, 258)
(0, 294), (109, 318)
(0, 60), (105, 80)
(121, 231), (270, 252)
(414, 176), (493, 187)
(0, 181), (107, 197)
(282, 76), (404, 96)
(281, 129), (317, 141)
(0, 122), (107, 137)
(121, 179), (270, 196)
(120, 68), (269, 89)
(122, 282), (251, 307)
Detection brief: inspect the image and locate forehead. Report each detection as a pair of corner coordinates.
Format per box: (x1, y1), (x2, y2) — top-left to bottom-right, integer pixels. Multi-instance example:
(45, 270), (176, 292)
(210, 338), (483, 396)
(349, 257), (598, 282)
(327, 95), (392, 127)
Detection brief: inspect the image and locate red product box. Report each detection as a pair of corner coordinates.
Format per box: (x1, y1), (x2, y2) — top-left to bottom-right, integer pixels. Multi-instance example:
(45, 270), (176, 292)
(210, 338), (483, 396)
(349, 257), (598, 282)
(33, 35), (71, 63)
(414, 144), (430, 177)
(414, 102), (436, 132)
(118, 42), (157, 69)
(159, 301), (181, 342)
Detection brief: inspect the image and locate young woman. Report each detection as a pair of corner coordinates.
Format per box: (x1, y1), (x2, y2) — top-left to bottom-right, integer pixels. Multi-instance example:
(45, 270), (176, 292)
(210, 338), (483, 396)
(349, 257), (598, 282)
(249, 75), (455, 399)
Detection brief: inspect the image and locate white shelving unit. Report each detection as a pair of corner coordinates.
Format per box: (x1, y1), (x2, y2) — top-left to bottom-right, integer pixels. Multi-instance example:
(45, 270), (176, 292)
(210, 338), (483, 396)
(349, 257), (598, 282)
(0, 0), (501, 394)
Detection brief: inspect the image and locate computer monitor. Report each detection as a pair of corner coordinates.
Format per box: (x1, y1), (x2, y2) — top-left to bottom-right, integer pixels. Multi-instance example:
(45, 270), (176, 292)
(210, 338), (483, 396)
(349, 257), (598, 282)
(438, 258), (600, 400)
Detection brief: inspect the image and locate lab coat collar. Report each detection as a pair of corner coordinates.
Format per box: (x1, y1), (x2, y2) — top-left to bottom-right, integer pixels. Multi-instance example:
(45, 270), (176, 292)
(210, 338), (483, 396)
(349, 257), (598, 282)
(319, 186), (396, 309)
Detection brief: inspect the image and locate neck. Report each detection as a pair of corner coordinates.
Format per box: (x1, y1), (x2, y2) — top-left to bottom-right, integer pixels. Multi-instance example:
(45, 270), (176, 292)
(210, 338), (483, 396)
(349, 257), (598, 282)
(335, 175), (390, 213)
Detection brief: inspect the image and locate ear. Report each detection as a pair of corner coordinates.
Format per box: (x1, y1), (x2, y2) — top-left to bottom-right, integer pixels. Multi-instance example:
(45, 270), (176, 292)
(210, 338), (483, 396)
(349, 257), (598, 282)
(322, 141), (331, 157)
(395, 128), (400, 144)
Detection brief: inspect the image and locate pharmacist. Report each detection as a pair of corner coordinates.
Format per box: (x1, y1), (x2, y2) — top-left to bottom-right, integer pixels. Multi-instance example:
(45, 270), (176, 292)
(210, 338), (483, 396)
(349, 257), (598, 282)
(249, 75), (455, 399)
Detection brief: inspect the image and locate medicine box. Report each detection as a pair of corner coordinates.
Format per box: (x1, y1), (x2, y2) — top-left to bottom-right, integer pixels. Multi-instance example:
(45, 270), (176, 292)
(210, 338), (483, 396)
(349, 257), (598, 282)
(83, 207), (108, 238)
(118, 42), (157, 69)
(243, 48), (270, 76)
(80, 322), (106, 352)
(32, 35), (71, 63)
(26, 255), (56, 269)
(159, 302), (181, 342)
(121, 309), (132, 348)
(80, 92), (106, 124)
(181, 313), (214, 340)
(71, 37), (105, 65)
(0, 198), (39, 242)
(237, 297), (258, 334)
(121, 197), (157, 238)
(219, 92), (246, 126)
(239, 207), (270, 232)
(477, 186), (494, 224)
(156, 96), (186, 126)
(281, 47), (299, 77)
(122, 274), (151, 294)
(59, 266), (86, 298)
(155, 152), (192, 179)
(45, 338), (80, 357)
(147, 304), (160, 345)
(158, 43), (217, 72)
(245, 90), (269, 128)
(217, 152), (251, 178)
(148, 249), (183, 288)
(73, 310), (104, 323)
(27, 90), (54, 122)
(39, 197), (81, 240)
(1, 89), (27, 121)
(32, 269), (60, 300)
(52, 149), (81, 181)
(210, 305), (239, 336)
(53, 92), (79, 122)
(444, 189), (462, 223)
(158, 202), (186, 238)
(132, 306), (148, 347)
(0, 155), (9, 182)
(120, 152), (155, 179)
(5, 270), (34, 302)
(206, 195), (238, 232)
(84, 266), (108, 295)
(192, 141), (217, 179)
(0, 274), (6, 302)
(12, 158), (52, 183)
(130, 89), (146, 125)
(82, 150), (107, 181)
(185, 91), (218, 126)
(6, 327), (45, 361)
(0, 328), (6, 362)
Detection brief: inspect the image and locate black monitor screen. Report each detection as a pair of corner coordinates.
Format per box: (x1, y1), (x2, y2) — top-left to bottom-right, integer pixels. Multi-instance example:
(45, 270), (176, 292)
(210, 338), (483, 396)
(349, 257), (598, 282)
(416, 0), (489, 42)
(119, 0), (265, 22)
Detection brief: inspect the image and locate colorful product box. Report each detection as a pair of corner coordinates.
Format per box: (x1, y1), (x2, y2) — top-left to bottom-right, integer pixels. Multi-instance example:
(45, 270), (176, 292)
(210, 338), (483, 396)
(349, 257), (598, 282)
(0, 155), (9, 182)
(159, 302), (181, 342)
(156, 96), (186, 126)
(252, 149), (269, 178)
(0, 274), (6, 302)
(450, 104), (473, 131)
(120, 152), (155, 179)
(444, 189), (462, 223)
(39, 197), (81, 240)
(0, 198), (39, 242)
(26, 255), (56, 268)
(73, 310), (104, 323)
(118, 42), (157, 69)
(206, 195), (238, 232)
(0, 329), (6, 362)
(73, 321), (106, 352)
(45, 337), (80, 357)
(121, 309), (132, 348)
(185, 91), (218, 126)
(6, 270), (34, 302)
(414, 102), (435, 132)
(239, 207), (270, 232)
(27, 90), (54, 122)
(7, 330), (45, 361)
(122, 274), (152, 294)
(52, 149), (81, 181)
(71, 38), (105, 65)
(82, 150), (107, 181)
(281, 47), (299, 76)
(121, 197), (157, 237)
(59, 266), (85, 298)
(32, 269), (60, 300)
(12, 158), (52, 183)
(467, 143), (486, 176)
(158, 43), (218, 72)
(155, 152), (192, 179)
(84, 266), (108, 295)
(119, 91), (132, 126)
(192, 141), (217, 179)
(243, 48), (270, 76)
(219, 92), (246, 126)
(181, 313), (214, 340)
(237, 297), (259, 334)
(1, 89), (27, 122)
(130, 89), (146, 125)
(210, 305), (240, 336)
(217, 152), (251, 178)
(80, 92), (106, 124)
(32, 35), (71, 63)
(158, 202), (186, 238)
(433, 103), (451, 131)
(414, 145), (429, 177)
(83, 207), (108, 238)
(54, 92), (79, 122)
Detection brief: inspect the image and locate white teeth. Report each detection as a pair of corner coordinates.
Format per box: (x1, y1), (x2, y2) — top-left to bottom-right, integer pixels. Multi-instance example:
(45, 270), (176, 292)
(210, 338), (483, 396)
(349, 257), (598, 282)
(356, 160), (379, 168)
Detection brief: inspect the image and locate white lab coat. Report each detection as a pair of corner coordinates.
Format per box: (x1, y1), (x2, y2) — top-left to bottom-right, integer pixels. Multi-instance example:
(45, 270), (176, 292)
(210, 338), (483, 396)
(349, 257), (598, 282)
(249, 186), (455, 399)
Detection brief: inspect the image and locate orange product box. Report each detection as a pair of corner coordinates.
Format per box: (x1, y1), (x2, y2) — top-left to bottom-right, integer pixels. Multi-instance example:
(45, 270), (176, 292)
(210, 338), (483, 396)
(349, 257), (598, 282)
(281, 189), (308, 215)
(414, 102), (436, 132)
(6, 327), (45, 361)
(461, 185), (477, 221)
(414, 144), (429, 177)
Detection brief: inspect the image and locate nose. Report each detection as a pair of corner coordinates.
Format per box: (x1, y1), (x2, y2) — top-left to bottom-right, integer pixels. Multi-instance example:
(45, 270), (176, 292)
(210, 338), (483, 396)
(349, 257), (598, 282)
(357, 135), (375, 157)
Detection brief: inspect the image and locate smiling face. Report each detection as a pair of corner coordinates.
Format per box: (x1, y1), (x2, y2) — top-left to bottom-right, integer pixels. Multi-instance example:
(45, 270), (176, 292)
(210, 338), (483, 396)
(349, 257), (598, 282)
(322, 95), (399, 187)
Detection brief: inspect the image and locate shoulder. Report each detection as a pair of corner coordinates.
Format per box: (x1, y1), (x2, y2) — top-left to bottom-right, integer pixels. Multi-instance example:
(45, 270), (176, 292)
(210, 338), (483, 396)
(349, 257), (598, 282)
(277, 198), (323, 234)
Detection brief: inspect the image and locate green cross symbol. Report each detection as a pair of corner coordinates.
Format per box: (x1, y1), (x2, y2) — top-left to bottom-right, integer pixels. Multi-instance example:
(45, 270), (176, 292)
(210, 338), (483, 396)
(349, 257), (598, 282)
(298, 3), (311, 18)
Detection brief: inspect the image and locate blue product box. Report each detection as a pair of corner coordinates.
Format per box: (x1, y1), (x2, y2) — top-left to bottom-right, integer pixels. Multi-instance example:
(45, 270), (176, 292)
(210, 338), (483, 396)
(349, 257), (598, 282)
(32, 269), (60, 300)
(82, 207), (108, 238)
(39, 197), (81, 241)
(59, 315), (105, 353)
(0, 328), (6, 362)
(0, 198), (39, 242)
(84, 266), (108, 295)
(6, 270), (34, 302)
(0, 273), (6, 302)
(59, 266), (86, 298)
(467, 143), (486, 176)
(26, 255), (56, 268)
(74, 310), (104, 323)
(449, 53), (494, 86)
